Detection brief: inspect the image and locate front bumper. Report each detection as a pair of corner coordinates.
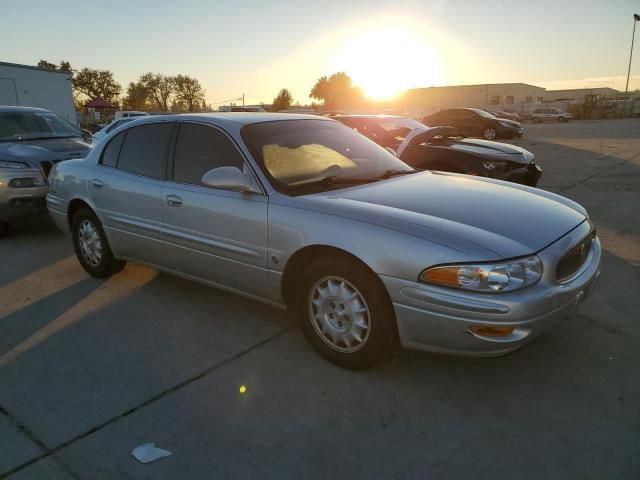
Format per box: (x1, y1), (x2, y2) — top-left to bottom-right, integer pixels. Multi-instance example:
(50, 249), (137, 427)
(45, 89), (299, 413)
(381, 222), (601, 357)
(0, 167), (48, 222)
(497, 125), (523, 139)
(501, 162), (542, 187)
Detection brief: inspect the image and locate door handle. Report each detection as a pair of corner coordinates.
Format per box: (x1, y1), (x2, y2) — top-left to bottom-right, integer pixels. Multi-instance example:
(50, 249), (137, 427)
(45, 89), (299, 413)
(92, 179), (104, 188)
(166, 195), (183, 207)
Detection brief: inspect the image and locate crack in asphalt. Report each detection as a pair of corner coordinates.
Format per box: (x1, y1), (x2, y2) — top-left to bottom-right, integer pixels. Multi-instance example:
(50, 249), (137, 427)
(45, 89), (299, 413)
(0, 406), (80, 480)
(0, 323), (297, 479)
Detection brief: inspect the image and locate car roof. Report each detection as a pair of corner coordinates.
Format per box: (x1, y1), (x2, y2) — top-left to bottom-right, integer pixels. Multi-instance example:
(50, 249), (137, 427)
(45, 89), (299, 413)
(122, 112), (328, 126)
(0, 106), (51, 113)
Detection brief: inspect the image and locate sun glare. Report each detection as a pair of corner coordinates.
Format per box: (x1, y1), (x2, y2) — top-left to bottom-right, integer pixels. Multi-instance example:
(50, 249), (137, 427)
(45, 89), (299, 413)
(330, 23), (442, 101)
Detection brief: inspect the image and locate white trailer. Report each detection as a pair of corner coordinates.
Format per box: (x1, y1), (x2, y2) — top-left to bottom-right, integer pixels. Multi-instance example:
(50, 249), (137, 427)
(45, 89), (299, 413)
(0, 61), (77, 125)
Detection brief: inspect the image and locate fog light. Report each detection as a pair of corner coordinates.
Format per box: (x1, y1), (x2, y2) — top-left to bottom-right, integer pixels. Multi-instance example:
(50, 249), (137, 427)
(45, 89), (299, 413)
(8, 177), (44, 188)
(469, 325), (514, 337)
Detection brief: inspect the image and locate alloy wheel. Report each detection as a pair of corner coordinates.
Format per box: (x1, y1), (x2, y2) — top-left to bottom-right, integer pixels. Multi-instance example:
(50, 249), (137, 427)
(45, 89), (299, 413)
(484, 128), (497, 140)
(308, 276), (371, 353)
(78, 219), (103, 267)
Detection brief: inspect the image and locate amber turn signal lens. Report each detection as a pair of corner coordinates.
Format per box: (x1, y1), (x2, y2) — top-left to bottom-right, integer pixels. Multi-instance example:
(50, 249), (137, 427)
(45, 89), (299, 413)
(421, 267), (460, 287)
(469, 325), (514, 337)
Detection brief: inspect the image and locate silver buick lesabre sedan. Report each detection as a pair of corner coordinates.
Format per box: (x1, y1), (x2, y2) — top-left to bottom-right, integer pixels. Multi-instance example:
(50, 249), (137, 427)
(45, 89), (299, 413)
(46, 113), (601, 369)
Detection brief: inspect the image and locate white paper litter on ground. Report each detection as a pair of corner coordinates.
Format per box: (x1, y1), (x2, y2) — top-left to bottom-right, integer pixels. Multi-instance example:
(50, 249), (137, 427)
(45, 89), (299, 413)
(131, 443), (172, 464)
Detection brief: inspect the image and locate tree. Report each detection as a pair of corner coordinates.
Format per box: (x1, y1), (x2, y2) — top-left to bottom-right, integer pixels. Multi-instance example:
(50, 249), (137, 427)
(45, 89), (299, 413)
(123, 81), (150, 111)
(172, 75), (205, 112)
(140, 73), (174, 112)
(72, 68), (121, 103)
(309, 72), (363, 110)
(271, 88), (293, 112)
(36, 59), (58, 70)
(36, 60), (72, 74)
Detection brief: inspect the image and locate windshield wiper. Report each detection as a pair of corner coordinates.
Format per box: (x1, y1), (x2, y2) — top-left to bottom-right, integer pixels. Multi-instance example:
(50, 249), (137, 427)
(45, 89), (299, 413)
(287, 169), (417, 191)
(10, 135), (80, 141)
(375, 169), (417, 179)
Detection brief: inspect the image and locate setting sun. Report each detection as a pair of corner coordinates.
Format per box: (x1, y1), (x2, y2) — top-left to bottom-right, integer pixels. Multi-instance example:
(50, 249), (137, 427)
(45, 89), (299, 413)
(330, 23), (442, 101)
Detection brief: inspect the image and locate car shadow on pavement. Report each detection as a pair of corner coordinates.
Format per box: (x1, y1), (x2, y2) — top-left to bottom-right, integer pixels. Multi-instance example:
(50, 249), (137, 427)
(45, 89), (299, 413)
(0, 276), (103, 358)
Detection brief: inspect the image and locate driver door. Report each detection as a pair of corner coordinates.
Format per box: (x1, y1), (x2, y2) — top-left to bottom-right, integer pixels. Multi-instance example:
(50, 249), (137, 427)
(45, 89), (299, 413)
(161, 122), (269, 298)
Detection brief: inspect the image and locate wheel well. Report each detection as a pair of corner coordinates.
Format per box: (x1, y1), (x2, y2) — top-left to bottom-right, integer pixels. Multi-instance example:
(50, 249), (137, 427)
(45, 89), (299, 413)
(67, 199), (91, 229)
(281, 245), (376, 307)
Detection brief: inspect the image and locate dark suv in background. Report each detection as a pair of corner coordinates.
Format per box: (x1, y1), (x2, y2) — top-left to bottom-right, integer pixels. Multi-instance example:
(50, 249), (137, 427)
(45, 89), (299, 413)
(0, 106), (91, 236)
(423, 108), (523, 140)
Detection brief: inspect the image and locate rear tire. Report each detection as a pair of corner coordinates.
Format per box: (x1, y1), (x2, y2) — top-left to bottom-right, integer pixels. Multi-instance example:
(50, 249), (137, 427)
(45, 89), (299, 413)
(0, 221), (8, 238)
(293, 254), (396, 369)
(483, 127), (497, 140)
(71, 207), (126, 278)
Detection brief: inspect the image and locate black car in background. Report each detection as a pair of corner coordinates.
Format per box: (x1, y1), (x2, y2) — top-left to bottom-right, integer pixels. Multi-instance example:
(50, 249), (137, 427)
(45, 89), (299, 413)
(422, 108), (523, 140)
(0, 106), (92, 236)
(332, 115), (542, 186)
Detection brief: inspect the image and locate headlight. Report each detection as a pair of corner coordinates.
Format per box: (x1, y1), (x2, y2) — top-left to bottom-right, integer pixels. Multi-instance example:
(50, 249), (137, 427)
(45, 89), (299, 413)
(498, 120), (515, 128)
(420, 256), (543, 293)
(0, 160), (30, 169)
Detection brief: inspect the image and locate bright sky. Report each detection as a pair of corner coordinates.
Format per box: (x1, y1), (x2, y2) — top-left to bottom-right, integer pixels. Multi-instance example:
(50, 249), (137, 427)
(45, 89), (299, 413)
(2, 0), (639, 104)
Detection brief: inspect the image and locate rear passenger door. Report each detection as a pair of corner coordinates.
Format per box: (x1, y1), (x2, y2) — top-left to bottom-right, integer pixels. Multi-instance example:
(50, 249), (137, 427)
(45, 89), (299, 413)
(161, 122), (269, 298)
(91, 121), (174, 265)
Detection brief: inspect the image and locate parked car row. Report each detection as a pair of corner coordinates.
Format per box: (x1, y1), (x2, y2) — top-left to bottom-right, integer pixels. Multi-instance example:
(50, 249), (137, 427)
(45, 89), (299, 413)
(331, 114), (541, 186)
(41, 112), (600, 369)
(0, 106), (92, 236)
(423, 108), (523, 140)
(1, 107), (600, 370)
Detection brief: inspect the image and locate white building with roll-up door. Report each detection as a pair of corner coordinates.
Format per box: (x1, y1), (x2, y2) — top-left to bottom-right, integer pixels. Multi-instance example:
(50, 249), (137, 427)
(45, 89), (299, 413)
(0, 61), (77, 125)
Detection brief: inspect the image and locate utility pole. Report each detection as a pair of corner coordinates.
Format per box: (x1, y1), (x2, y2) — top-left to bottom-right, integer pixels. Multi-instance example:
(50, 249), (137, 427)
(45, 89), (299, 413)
(625, 14), (640, 95)
(242, 93), (245, 106)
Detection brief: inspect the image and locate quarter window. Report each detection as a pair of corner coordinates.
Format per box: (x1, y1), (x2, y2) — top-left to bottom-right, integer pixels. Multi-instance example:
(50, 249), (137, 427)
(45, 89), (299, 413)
(117, 123), (173, 179)
(172, 123), (244, 185)
(100, 131), (125, 168)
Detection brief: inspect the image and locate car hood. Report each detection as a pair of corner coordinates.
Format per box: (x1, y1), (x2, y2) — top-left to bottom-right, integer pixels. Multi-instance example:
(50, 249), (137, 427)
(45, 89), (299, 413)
(397, 128), (533, 164)
(0, 137), (91, 167)
(448, 138), (534, 164)
(301, 172), (586, 259)
(494, 118), (521, 127)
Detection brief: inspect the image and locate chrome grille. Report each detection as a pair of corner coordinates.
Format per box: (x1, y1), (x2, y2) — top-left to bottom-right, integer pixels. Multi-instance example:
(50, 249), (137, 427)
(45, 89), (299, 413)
(556, 231), (595, 283)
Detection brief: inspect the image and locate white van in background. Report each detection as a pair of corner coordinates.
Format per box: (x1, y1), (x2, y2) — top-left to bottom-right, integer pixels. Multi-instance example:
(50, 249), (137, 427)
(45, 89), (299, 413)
(114, 111), (149, 120)
(531, 108), (573, 123)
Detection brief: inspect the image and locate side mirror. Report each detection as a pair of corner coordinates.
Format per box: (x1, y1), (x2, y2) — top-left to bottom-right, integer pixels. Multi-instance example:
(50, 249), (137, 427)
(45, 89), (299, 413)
(81, 129), (93, 142)
(201, 166), (258, 193)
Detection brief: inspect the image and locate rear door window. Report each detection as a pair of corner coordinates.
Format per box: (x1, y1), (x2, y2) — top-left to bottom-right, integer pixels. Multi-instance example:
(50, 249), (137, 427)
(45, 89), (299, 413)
(100, 131), (125, 168)
(172, 123), (244, 185)
(117, 123), (173, 179)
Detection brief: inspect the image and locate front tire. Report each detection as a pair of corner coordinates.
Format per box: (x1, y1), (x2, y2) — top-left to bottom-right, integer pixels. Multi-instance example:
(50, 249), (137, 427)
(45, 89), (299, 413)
(293, 255), (396, 369)
(71, 207), (126, 278)
(483, 126), (497, 140)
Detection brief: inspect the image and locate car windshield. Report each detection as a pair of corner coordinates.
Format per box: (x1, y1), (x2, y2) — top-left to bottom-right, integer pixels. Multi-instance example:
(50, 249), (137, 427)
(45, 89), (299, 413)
(0, 111), (81, 141)
(242, 119), (415, 194)
(472, 109), (496, 119)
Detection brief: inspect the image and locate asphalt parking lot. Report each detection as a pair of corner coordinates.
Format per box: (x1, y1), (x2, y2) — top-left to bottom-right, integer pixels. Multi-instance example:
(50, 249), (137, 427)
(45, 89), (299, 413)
(1, 118), (638, 480)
